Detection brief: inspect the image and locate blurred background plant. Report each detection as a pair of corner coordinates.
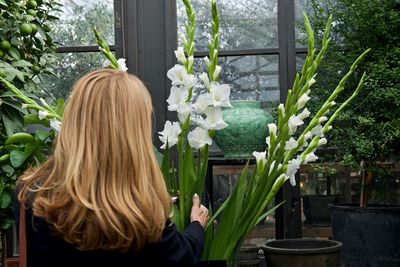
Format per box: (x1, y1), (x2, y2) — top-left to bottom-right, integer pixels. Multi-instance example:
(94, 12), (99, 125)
(0, 0), (61, 264)
(304, 0), (400, 206)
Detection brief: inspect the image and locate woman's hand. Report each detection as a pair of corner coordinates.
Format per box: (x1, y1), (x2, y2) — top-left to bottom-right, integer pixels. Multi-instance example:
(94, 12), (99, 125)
(190, 193), (209, 228)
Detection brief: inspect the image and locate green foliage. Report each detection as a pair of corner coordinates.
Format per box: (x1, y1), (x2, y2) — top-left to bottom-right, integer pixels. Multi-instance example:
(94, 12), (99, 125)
(0, 0), (61, 230)
(307, 0), (400, 165)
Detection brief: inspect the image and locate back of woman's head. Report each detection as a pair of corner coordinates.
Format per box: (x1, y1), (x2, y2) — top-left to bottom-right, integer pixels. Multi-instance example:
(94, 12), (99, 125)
(20, 69), (171, 251)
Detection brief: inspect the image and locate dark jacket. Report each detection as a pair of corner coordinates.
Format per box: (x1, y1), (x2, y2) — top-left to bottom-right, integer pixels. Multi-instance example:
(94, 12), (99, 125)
(13, 193), (204, 267)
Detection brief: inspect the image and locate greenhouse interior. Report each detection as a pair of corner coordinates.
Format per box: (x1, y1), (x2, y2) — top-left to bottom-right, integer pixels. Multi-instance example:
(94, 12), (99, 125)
(0, 0), (399, 267)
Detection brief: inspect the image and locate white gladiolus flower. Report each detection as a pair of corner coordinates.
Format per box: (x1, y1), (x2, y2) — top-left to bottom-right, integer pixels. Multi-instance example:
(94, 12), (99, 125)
(49, 119), (61, 132)
(117, 58), (128, 72)
(193, 93), (213, 113)
(288, 115), (304, 135)
(177, 103), (192, 123)
(174, 47), (187, 64)
(285, 137), (298, 150)
(38, 110), (48, 120)
(297, 93), (311, 109)
(311, 125), (324, 137)
(318, 137), (328, 146)
(167, 86), (189, 111)
(304, 152), (318, 164)
(286, 158), (302, 186)
(200, 107), (228, 130)
(210, 82), (232, 108)
(102, 59), (111, 68)
(268, 123), (277, 136)
(188, 127), (212, 149)
(253, 151), (267, 165)
(199, 72), (211, 90)
(167, 64), (197, 89)
(213, 65), (222, 80)
(159, 121), (182, 149)
(298, 108), (311, 120)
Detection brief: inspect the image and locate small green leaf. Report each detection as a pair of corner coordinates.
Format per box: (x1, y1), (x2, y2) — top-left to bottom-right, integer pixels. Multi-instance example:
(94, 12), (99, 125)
(0, 191), (11, 209)
(10, 149), (31, 168)
(11, 60), (33, 68)
(0, 0), (8, 6)
(35, 129), (51, 141)
(8, 47), (22, 60)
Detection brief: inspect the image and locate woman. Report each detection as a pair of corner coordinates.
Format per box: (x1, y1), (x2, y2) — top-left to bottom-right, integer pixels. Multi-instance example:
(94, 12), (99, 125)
(15, 69), (208, 267)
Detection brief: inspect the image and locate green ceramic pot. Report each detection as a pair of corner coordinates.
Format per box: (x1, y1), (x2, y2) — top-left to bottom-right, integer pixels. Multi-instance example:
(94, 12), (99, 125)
(214, 100), (273, 158)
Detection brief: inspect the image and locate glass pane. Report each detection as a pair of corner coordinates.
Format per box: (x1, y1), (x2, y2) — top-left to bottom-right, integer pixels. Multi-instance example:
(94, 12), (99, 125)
(177, 0), (278, 50)
(295, 0), (315, 48)
(40, 52), (106, 100)
(296, 54), (306, 71)
(195, 55), (279, 106)
(50, 0), (114, 46)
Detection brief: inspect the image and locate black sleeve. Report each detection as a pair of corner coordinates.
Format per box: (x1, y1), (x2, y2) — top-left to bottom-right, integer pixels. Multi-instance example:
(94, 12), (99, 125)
(143, 221), (205, 267)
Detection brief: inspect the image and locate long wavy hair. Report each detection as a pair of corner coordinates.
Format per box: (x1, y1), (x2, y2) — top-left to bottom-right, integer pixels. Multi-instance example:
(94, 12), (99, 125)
(18, 69), (171, 252)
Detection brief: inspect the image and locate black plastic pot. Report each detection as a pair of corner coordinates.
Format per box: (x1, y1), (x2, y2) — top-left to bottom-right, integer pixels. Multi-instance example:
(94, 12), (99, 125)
(329, 203), (400, 267)
(302, 195), (346, 224)
(261, 238), (342, 267)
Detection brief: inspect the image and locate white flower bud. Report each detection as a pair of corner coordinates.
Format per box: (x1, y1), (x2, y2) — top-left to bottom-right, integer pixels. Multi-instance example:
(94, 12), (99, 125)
(268, 123), (277, 136)
(204, 57), (211, 67)
(213, 65), (222, 80)
(318, 138), (328, 146)
(319, 116), (328, 123)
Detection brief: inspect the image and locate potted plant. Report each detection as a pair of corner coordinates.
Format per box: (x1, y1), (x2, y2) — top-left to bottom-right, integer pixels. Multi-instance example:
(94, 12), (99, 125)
(159, 0), (369, 265)
(307, 0), (400, 266)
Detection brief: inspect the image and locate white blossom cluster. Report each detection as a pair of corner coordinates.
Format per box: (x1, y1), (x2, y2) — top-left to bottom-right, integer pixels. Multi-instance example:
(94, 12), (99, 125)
(159, 47), (232, 150)
(253, 78), (336, 187)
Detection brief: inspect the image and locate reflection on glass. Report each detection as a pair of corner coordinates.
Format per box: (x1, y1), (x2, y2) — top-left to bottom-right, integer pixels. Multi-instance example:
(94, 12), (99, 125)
(177, 0), (278, 50)
(295, 0), (316, 48)
(49, 0), (114, 46)
(296, 54), (307, 71)
(40, 52), (105, 100)
(195, 55), (279, 104)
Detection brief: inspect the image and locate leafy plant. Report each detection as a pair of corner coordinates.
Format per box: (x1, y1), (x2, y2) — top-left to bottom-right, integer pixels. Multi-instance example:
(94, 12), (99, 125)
(307, 0), (400, 206)
(0, 0), (61, 263)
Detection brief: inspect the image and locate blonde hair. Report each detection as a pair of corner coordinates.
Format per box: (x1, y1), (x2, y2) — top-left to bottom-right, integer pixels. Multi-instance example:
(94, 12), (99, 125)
(19, 69), (171, 252)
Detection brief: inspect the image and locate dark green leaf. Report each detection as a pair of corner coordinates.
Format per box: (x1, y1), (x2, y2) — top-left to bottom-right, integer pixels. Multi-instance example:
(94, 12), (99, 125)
(0, 191), (11, 209)
(10, 149), (31, 168)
